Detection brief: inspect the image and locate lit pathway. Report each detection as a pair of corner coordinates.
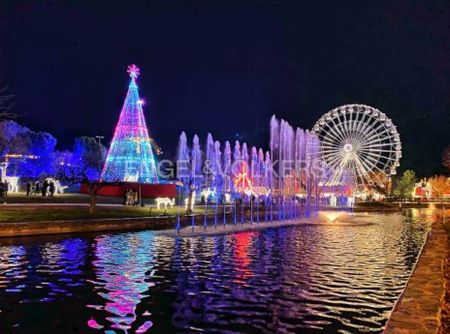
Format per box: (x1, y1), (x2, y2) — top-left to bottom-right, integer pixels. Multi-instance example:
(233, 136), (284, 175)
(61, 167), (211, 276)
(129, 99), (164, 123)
(384, 211), (448, 334)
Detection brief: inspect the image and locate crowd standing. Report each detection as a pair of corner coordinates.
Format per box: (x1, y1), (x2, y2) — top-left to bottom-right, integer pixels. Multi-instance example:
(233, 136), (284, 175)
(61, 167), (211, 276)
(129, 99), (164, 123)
(25, 180), (56, 197)
(123, 189), (139, 206)
(0, 180), (9, 197)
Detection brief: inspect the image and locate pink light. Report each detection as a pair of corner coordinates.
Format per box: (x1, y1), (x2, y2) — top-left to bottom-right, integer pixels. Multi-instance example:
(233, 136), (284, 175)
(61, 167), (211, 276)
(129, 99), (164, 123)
(100, 64), (158, 183)
(127, 64), (140, 78)
(136, 321), (153, 333)
(87, 318), (104, 329)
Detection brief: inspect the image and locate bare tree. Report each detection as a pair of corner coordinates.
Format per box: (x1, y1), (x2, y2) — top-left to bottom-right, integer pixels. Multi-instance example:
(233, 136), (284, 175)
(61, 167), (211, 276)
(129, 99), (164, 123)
(0, 86), (15, 121)
(443, 146), (450, 172)
(56, 166), (111, 214)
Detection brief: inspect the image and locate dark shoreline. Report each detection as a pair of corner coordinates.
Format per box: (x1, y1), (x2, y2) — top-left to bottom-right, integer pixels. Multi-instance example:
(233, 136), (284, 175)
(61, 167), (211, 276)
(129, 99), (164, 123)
(0, 214), (214, 238)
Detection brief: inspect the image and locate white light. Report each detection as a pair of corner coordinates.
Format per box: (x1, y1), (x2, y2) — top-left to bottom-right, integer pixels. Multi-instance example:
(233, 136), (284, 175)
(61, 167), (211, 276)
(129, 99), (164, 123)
(312, 104), (402, 190)
(343, 143), (353, 153)
(156, 197), (175, 210)
(184, 191), (196, 211)
(5, 176), (19, 193)
(201, 187), (216, 199)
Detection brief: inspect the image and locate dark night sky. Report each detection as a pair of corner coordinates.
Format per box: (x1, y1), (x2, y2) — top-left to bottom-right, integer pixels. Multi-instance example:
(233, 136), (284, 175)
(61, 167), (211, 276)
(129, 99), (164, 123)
(0, 0), (449, 175)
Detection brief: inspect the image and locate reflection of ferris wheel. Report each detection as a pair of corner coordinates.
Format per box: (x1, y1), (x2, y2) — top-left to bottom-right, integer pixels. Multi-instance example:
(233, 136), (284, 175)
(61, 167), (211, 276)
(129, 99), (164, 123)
(312, 104), (402, 189)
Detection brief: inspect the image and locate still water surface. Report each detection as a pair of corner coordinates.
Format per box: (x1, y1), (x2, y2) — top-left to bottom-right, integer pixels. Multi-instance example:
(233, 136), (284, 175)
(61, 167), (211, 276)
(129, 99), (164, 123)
(0, 210), (434, 333)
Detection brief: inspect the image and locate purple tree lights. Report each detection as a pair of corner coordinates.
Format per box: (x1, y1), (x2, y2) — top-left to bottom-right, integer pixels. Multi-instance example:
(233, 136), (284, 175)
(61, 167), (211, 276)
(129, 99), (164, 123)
(101, 65), (158, 183)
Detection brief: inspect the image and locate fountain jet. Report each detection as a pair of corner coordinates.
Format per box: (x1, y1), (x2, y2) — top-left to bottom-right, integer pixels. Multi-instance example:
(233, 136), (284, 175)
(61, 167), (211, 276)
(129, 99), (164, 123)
(319, 211), (346, 224)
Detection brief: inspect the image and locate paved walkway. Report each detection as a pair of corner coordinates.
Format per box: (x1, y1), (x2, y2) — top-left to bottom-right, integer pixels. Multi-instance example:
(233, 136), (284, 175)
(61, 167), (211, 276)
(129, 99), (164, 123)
(159, 213), (375, 237)
(384, 213), (448, 334)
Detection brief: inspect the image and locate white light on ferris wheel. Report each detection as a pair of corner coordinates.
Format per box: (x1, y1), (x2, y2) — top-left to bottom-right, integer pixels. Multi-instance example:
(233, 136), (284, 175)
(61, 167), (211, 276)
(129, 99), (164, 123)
(312, 104), (402, 189)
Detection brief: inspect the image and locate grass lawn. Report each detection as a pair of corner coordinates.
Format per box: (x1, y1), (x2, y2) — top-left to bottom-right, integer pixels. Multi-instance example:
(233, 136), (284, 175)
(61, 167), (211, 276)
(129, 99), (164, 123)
(0, 192), (123, 204)
(0, 202), (206, 223)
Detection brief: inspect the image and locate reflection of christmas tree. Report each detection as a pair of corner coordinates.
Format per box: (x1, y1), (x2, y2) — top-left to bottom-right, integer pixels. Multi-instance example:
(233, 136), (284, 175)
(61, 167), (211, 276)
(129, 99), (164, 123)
(87, 233), (157, 333)
(101, 64), (158, 183)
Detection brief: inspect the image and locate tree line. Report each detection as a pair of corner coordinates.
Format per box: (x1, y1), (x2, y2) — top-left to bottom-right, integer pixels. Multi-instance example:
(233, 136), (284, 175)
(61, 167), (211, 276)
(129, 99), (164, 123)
(0, 120), (106, 182)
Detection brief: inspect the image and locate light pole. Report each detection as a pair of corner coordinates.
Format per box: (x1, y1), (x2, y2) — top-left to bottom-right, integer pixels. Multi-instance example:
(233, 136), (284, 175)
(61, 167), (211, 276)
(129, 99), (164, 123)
(95, 135), (104, 145)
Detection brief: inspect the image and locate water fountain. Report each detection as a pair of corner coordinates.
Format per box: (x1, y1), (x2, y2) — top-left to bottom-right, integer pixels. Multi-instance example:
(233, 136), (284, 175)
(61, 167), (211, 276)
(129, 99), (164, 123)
(319, 211), (347, 224)
(175, 115), (344, 234)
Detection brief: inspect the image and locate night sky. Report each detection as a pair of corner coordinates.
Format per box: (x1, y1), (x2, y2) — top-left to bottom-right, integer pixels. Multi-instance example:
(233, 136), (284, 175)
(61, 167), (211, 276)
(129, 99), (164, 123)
(0, 0), (449, 175)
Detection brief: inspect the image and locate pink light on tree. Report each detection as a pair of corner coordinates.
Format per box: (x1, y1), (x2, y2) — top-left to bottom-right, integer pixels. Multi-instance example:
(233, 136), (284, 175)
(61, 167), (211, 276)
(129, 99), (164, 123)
(127, 64), (140, 78)
(100, 64), (158, 183)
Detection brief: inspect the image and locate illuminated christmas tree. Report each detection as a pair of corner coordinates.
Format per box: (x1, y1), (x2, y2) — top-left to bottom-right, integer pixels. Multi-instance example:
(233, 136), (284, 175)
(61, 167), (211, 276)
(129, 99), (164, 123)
(101, 64), (158, 183)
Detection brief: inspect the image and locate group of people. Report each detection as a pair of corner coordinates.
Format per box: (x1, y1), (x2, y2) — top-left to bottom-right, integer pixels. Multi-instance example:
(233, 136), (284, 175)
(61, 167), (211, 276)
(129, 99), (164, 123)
(26, 180), (56, 197)
(0, 181), (9, 197)
(123, 188), (139, 206)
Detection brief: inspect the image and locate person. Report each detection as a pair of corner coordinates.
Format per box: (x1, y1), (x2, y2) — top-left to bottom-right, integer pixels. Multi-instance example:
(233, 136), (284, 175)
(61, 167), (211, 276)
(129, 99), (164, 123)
(42, 179), (48, 197)
(123, 189), (128, 205)
(49, 181), (55, 196)
(26, 181), (31, 196)
(133, 190), (139, 206)
(3, 181), (8, 196)
(0, 183), (4, 197)
(35, 181), (40, 196)
(126, 189), (133, 206)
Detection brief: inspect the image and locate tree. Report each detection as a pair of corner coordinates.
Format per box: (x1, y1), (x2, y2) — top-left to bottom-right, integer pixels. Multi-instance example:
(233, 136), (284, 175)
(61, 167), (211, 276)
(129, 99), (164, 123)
(0, 121), (57, 177)
(428, 175), (450, 203)
(0, 121), (29, 158)
(72, 136), (106, 180)
(443, 146), (450, 171)
(101, 64), (158, 183)
(56, 167), (107, 214)
(393, 170), (417, 199)
(57, 137), (106, 180)
(0, 86), (15, 121)
(56, 168), (108, 214)
(56, 137), (106, 214)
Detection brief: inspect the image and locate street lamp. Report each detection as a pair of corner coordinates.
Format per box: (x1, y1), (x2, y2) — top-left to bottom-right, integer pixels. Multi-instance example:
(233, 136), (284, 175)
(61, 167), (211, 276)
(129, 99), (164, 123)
(95, 135), (104, 145)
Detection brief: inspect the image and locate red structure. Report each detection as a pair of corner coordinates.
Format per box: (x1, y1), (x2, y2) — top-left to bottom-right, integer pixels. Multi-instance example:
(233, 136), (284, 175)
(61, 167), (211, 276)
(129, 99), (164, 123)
(80, 182), (176, 198)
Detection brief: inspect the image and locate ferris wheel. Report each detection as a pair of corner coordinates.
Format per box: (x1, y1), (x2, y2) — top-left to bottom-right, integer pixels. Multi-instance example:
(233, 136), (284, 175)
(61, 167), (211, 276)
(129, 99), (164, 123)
(312, 104), (402, 189)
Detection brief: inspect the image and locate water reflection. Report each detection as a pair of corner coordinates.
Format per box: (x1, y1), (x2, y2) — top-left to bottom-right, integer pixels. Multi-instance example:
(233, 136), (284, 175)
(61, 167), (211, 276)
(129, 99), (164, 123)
(0, 245), (27, 291)
(233, 231), (255, 283)
(88, 232), (162, 333)
(0, 211), (435, 333)
(0, 237), (88, 332)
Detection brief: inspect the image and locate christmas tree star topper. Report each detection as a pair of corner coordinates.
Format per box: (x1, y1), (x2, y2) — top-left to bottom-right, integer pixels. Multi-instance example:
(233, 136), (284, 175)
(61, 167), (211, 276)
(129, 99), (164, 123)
(127, 64), (140, 79)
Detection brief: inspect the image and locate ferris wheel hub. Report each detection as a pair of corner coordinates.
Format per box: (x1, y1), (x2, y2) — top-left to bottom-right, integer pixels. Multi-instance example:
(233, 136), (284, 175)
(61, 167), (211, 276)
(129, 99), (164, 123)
(343, 143), (353, 153)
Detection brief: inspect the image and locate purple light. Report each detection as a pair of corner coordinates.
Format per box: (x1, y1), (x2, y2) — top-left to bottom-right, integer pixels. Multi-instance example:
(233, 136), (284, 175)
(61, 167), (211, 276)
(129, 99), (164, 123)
(127, 64), (140, 78)
(100, 65), (158, 183)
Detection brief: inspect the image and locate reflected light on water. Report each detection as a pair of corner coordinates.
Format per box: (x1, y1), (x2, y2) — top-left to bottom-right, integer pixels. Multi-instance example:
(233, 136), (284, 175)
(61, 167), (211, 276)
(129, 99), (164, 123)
(0, 210), (437, 333)
(88, 232), (159, 332)
(233, 231), (255, 283)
